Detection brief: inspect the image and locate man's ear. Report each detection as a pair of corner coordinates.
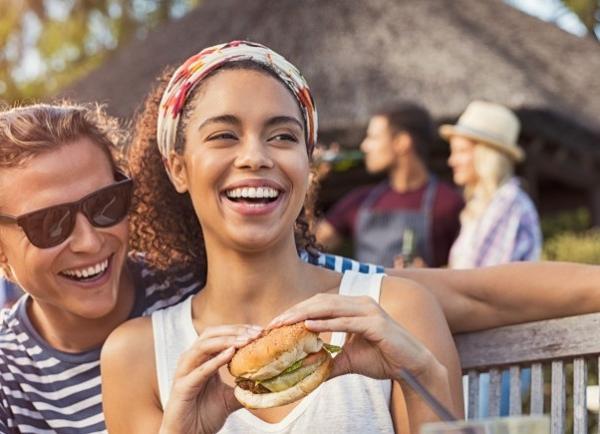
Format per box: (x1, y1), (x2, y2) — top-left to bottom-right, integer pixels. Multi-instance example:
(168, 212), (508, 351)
(0, 244), (14, 281)
(392, 131), (413, 155)
(164, 152), (189, 193)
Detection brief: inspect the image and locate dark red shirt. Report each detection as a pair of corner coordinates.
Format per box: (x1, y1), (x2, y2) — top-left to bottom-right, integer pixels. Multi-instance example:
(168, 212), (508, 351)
(325, 180), (464, 267)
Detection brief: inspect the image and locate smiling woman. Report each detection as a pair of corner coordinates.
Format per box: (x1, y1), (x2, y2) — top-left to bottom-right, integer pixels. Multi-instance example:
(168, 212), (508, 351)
(100, 41), (463, 434)
(127, 57), (321, 278)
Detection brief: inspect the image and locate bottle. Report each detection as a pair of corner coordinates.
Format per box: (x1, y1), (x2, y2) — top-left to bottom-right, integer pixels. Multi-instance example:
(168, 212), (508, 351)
(316, 149), (364, 172)
(400, 228), (417, 267)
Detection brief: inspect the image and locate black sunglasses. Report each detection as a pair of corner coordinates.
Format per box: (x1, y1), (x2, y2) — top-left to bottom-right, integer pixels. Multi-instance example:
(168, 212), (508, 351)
(0, 172), (133, 249)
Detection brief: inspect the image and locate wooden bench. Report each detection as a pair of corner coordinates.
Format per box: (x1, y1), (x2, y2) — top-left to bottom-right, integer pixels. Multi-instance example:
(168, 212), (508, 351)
(455, 312), (600, 433)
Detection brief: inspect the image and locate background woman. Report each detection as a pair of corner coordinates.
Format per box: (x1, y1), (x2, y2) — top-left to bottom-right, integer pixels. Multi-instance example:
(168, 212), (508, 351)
(101, 41), (463, 434)
(441, 100), (542, 269)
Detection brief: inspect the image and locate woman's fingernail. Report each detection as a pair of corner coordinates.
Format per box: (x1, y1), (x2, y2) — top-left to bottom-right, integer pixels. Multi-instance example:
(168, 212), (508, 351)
(276, 314), (292, 324)
(268, 316), (282, 326)
(250, 324), (263, 331)
(247, 328), (262, 337)
(236, 335), (250, 343)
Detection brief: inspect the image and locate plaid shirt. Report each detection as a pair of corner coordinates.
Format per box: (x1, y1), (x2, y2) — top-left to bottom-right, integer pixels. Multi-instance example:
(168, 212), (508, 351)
(449, 178), (541, 269)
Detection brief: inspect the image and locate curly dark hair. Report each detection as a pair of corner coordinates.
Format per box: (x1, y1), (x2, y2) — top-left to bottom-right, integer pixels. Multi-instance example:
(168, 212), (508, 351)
(127, 63), (320, 282)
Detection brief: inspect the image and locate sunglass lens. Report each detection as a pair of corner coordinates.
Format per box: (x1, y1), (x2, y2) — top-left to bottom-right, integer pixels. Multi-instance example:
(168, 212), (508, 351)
(84, 183), (131, 228)
(23, 205), (74, 248)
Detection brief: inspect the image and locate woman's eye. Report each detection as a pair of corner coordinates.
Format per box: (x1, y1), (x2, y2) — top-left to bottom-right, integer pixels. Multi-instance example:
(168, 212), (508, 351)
(270, 133), (298, 142)
(208, 132), (237, 141)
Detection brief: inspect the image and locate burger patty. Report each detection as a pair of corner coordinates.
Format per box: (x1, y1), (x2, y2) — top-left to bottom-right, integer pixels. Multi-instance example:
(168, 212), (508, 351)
(235, 378), (272, 394)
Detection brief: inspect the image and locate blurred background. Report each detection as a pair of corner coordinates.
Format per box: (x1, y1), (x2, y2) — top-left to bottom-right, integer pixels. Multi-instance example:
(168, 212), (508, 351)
(0, 0), (599, 264)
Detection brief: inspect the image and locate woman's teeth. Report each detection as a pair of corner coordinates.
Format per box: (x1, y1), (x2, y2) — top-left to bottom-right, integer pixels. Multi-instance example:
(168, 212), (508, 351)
(225, 186), (280, 200)
(61, 258), (109, 281)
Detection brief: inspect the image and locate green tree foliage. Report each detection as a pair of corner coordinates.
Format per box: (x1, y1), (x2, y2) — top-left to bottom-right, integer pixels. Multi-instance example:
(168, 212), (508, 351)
(0, 0), (200, 103)
(542, 208), (600, 264)
(543, 229), (600, 263)
(560, 0), (600, 40)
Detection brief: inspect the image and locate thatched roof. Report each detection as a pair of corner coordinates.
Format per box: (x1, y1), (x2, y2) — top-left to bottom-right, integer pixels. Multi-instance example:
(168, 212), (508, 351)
(62, 0), (600, 142)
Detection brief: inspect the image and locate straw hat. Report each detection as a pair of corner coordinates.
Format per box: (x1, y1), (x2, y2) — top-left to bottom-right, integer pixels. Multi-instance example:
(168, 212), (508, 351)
(439, 101), (525, 162)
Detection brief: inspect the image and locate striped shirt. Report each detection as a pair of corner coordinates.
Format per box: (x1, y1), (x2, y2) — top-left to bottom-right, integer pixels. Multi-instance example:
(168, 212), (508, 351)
(0, 253), (382, 433)
(449, 177), (542, 269)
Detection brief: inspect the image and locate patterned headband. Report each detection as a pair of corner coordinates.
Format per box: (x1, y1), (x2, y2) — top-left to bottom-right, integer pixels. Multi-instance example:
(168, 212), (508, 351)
(156, 40), (318, 158)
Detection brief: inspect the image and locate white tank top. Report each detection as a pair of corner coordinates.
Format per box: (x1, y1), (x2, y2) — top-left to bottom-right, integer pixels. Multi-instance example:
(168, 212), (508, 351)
(152, 271), (394, 433)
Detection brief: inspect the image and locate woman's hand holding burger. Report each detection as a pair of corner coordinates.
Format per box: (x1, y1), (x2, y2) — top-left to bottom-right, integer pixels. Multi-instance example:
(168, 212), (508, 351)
(159, 324), (261, 434)
(268, 293), (445, 387)
(160, 292), (453, 433)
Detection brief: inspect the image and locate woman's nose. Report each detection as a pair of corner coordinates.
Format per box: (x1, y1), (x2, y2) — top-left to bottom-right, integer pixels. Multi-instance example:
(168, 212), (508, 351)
(234, 137), (274, 170)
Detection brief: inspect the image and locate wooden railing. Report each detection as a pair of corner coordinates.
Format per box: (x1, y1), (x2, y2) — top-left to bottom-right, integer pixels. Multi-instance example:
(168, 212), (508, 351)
(455, 312), (600, 434)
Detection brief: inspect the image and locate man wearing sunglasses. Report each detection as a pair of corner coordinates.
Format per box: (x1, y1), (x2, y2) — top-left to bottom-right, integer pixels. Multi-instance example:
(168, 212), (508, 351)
(1, 102), (600, 433)
(0, 103), (211, 433)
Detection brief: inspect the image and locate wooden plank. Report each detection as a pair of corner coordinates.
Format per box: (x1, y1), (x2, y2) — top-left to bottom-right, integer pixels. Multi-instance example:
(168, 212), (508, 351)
(467, 370), (479, 419)
(530, 362), (544, 415)
(573, 358), (587, 434)
(456, 312), (600, 370)
(488, 369), (502, 417)
(509, 365), (522, 415)
(551, 361), (565, 434)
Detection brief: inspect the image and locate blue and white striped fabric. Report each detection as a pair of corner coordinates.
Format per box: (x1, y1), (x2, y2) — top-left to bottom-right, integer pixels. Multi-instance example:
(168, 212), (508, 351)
(302, 251), (385, 275)
(0, 252), (381, 433)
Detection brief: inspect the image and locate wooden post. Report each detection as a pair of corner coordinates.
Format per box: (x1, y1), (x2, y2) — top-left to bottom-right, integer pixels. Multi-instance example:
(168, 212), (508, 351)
(551, 361), (565, 434)
(573, 358), (587, 434)
(530, 363), (544, 415)
(509, 366), (522, 415)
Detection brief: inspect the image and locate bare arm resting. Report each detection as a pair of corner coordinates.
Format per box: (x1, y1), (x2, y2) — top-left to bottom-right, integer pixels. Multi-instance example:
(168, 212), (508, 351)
(387, 261), (600, 333)
(315, 220), (343, 251)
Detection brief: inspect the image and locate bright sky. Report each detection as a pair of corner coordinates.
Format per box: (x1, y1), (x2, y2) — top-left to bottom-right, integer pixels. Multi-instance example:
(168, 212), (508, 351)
(506, 0), (588, 36)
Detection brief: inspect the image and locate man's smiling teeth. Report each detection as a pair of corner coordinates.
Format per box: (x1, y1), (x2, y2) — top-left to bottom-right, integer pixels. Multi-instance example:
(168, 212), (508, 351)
(61, 259), (109, 279)
(225, 187), (280, 199)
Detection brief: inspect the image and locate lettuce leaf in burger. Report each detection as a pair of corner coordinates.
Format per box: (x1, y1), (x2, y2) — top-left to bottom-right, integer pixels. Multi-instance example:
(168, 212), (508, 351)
(228, 322), (341, 409)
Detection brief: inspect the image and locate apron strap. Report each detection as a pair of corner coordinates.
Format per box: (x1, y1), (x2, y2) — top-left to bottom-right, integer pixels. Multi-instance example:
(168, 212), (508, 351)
(420, 175), (437, 264)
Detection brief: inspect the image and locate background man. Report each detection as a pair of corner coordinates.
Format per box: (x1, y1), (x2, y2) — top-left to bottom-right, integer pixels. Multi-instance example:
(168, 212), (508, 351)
(317, 103), (463, 267)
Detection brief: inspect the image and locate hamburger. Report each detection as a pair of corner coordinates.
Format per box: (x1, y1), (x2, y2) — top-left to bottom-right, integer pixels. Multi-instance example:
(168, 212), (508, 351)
(228, 322), (341, 409)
